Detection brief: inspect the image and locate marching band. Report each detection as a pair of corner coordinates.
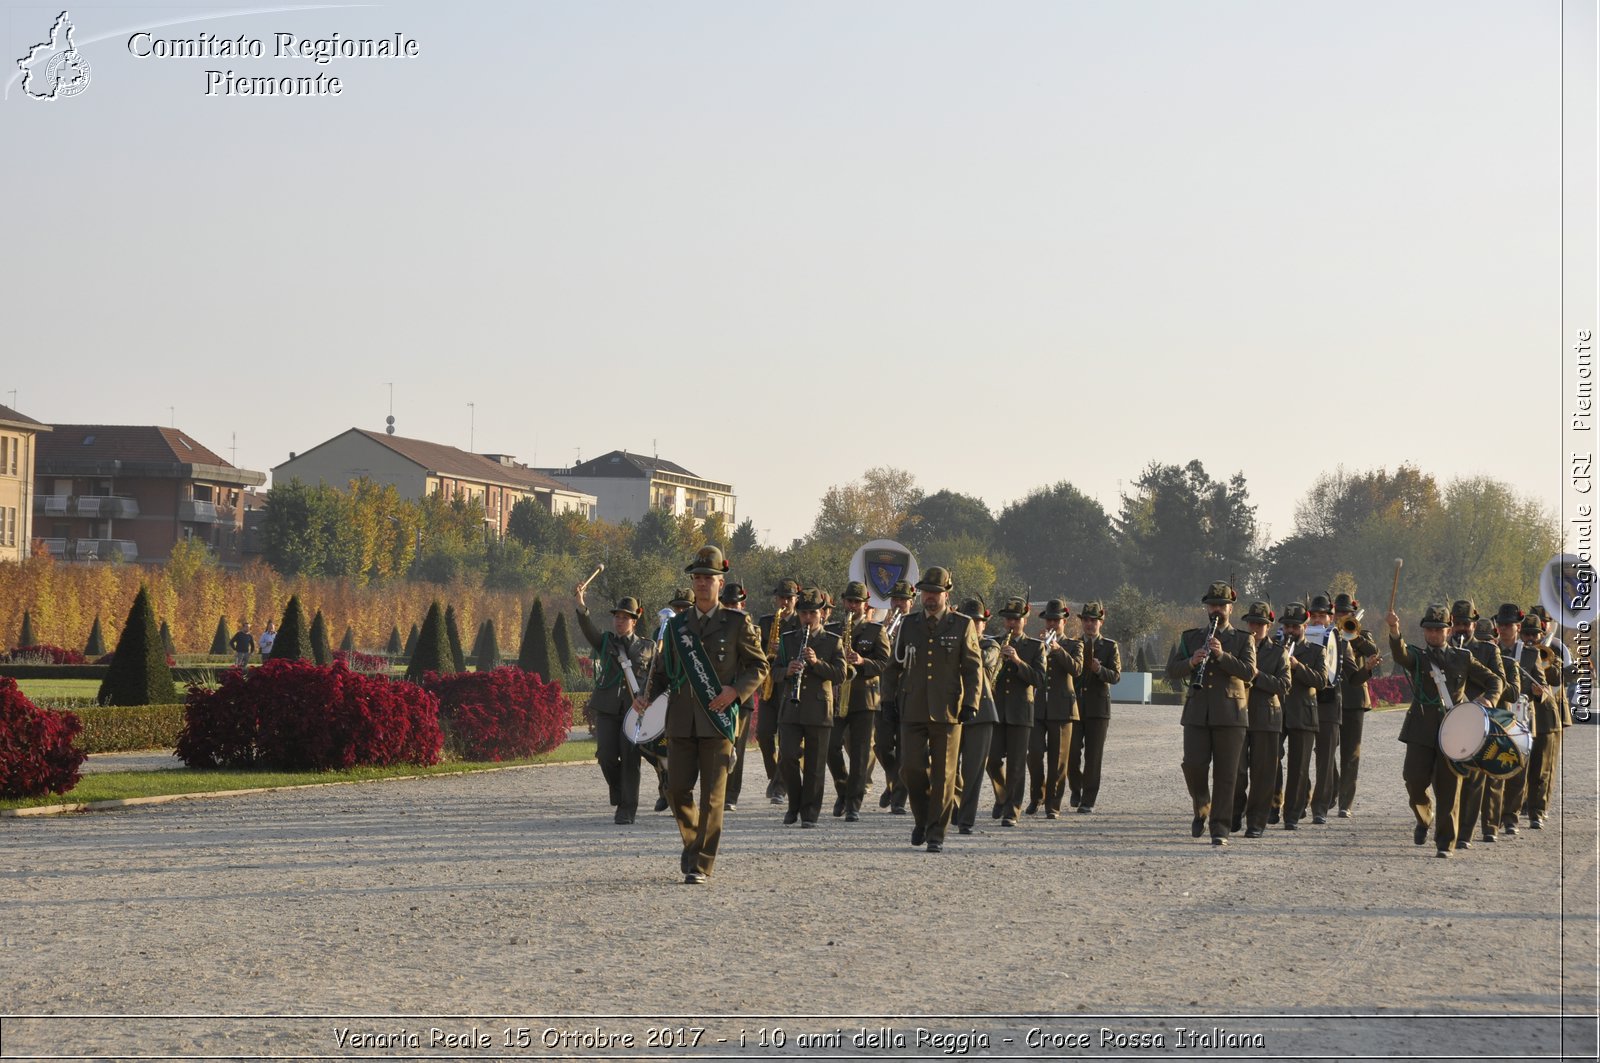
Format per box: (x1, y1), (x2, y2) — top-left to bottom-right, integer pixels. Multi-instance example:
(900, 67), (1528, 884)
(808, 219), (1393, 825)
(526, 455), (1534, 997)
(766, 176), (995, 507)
(583, 546), (1582, 883)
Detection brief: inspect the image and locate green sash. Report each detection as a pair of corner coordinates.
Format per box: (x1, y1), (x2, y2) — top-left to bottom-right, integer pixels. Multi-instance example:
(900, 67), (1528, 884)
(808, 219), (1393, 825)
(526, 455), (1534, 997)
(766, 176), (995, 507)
(664, 612), (739, 742)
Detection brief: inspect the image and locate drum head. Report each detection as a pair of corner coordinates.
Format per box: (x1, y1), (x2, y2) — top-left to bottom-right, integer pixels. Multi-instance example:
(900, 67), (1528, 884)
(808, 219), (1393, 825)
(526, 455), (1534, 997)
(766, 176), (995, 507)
(1438, 702), (1490, 761)
(625, 694), (669, 745)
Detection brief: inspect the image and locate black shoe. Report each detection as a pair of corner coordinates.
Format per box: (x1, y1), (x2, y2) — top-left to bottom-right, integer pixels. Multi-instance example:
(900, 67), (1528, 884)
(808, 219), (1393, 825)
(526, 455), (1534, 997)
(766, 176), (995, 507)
(991, 803), (1003, 820)
(1212, 836), (1227, 846)
(801, 819), (817, 829)
(685, 871), (708, 884)
(891, 804), (908, 815)
(958, 825), (973, 834)
(1268, 807), (1281, 825)
(1046, 810), (1059, 820)
(1230, 817), (1243, 833)
(783, 810), (799, 825)
(1337, 808), (1352, 818)
(723, 802), (737, 812)
(1284, 821), (1298, 831)
(1069, 790), (1081, 808)
(911, 825), (926, 847)
(1191, 815), (1206, 838)
(1435, 849), (1451, 859)
(654, 797), (669, 813)
(614, 811), (635, 824)
(1244, 828), (1263, 838)
(879, 787), (894, 808)
(1001, 817), (1017, 827)
(926, 841), (943, 853)
(1504, 823), (1519, 836)
(1414, 823), (1429, 846)
(1454, 839), (1471, 850)
(769, 795), (785, 805)
(1077, 805), (1093, 814)
(1312, 815), (1328, 825)
(1025, 799), (1040, 815)
(681, 849), (693, 874)
(1530, 817), (1544, 829)
(833, 796), (847, 818)
(1482, 832), (1497, 843)
(845, 810), (859, 822)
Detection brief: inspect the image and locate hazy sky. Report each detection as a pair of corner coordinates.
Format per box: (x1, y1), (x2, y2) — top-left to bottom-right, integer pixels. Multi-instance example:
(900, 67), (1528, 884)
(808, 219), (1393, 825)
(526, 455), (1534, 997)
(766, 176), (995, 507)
(3, 1), (1586, 547)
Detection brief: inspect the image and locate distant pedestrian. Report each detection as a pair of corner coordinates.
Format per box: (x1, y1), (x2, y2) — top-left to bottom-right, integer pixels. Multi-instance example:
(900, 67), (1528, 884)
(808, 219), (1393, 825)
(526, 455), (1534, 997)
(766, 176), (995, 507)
(258, 620), (277, 661)
(228, 621), (256, 669)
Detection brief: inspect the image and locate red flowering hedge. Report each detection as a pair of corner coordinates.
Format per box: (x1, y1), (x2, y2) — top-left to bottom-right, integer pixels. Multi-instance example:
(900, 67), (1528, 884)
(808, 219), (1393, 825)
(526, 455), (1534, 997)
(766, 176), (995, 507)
(333, 649), (387, 674)
(176, 658), (442, 771)
(1368, 675), (1413, 706)
(0, 676), (87, 797)
(3, 645), (87, 665)
(424, 667), (570, 761)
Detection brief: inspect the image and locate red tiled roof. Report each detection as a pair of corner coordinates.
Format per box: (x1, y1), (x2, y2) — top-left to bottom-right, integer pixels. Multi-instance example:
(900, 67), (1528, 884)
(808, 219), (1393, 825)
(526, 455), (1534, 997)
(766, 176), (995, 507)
(40, 425), (239, 467)
(351, 430), (576, 493)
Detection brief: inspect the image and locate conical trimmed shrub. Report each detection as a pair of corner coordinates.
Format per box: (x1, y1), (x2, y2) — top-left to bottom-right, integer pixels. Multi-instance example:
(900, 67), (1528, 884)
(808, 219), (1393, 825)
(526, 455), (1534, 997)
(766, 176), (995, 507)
(405, 601), (454, 681)
(474, 619), (500, 671)
(84, 615), (106, 657)
(444, 605), (466, 674)
(209, 615), (231, 656)
(404, 623), (419, 658)
(309, 609), (332, 666)
(269, 595), (313, 662)
(385, 624), (403, 655)
(517, 597), (554, 681)
(159, 620), (176, 656)
(17, 610), (35, 649)
(552, 613), (574, 674)
(340, 625), (356, 653)
(1135, 645), (1150, 673)
(97, 586), (176, 706)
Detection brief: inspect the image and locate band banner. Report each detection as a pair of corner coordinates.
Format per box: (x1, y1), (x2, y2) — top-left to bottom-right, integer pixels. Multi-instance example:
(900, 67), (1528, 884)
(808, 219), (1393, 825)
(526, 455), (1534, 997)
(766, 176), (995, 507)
(664, 614), (739, 742)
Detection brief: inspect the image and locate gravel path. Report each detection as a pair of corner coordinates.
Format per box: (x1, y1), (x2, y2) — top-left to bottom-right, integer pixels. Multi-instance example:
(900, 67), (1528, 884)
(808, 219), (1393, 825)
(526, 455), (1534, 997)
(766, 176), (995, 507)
(3, 706), (1594, 1061)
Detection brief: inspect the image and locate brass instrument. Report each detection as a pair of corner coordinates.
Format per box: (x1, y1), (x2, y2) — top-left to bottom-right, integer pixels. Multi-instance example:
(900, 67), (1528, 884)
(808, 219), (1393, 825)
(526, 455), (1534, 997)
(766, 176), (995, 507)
(1189, 614), (1223, 690)
(836, 610), (857, 718)
(759, 603), (790, 701)
(882, 604), (906, 648)
(1339, 609), (1365, 640)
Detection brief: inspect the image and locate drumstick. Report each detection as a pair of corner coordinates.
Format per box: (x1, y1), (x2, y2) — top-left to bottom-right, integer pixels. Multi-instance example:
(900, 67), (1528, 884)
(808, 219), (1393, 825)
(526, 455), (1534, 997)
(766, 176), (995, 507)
(577, 563), (605, 594)
(1388, 558), (1403, 615)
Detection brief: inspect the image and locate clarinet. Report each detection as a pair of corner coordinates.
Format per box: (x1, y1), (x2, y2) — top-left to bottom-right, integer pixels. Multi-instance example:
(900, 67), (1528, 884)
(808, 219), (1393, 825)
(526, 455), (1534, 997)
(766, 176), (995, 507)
(788, 626), (814, 704)
(1189, 614), (1223, 690)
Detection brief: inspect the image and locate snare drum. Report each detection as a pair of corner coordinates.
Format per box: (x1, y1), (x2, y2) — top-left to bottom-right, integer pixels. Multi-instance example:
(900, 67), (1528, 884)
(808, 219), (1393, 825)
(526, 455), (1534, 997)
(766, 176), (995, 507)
(624, 693), (670, 763)
(1438, 701), (1491, 762)
(1438, 700), (1532, 777)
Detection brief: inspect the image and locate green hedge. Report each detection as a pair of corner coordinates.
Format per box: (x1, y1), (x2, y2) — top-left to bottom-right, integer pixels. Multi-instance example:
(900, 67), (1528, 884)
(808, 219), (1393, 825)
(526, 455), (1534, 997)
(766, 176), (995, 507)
(0, 664), (110, 680)
(64, 704), (187, 754)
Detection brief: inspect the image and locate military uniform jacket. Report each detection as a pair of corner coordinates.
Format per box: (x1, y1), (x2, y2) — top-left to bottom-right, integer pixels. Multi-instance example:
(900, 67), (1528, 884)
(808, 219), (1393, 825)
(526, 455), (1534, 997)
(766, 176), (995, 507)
(1390, 634), (1503, 749)
(1340, 629), (1379, 710)
(644, 605), (770, 739)
(1039, 635), (1083, 722)
(1169, 623), (1256, 727)
(772, 626), (845, 726)
(991, 635), (1045, 726)
(889, 608), (982, 724)
(1506, 644), (1560, 737)
(1246, 639), (1292, 732)
(1459, 637), (1509, 707)
(1281, 641), (1328, 733)
(1310, 633), (1358, 707)
(1076, 637), (1122, 718)
(825, 617), (891, 714)
(973, 636), (1001, 723)
(576, 607), (655, 717)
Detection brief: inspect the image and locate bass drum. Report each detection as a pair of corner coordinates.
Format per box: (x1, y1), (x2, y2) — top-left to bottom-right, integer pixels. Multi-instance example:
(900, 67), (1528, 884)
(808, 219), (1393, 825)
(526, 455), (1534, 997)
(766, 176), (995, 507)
(624, 693), (670, 763)
(1438, 701), (1490, 762)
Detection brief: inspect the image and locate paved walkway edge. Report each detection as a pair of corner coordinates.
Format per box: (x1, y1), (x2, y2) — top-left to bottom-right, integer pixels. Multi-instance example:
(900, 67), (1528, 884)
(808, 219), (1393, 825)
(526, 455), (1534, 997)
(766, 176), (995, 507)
(1, 758), (596, 818)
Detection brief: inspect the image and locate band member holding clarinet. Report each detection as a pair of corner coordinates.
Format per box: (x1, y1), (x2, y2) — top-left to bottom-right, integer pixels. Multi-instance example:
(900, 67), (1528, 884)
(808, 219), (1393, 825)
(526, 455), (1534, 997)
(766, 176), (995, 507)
(889, 566), (982, 853)
(1386, 602), (1501, 858)
(574, 578), (655, 825)
(756, 579), (802, 807)
(875, 580), (917, 815)
(719, 580), (753, 812)
(1234, 601), (1290, 838)
(1029, 599), (1082, 819)
(636, 546), (769, 884)
(1069, 601), (1120, 813)
(827, 581), (891, 822)
(1168, 581), (1256, 845)
(776, 590), (845, 827)
(1304, 594), (1356, 825)
(1278, 603), (1328, 832)
(953, 597), (1000, 836)
(987, 596), (1045, 827)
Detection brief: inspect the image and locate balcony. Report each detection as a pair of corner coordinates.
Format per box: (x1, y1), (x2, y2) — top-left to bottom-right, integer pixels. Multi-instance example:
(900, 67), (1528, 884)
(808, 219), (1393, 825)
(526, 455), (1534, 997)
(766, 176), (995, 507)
(35, 495), (70, 516)
(70, 538), (139, 562)
(179, 499), (235, 524)
(34, 537), (67, 558)
(73, 495), (140, 519)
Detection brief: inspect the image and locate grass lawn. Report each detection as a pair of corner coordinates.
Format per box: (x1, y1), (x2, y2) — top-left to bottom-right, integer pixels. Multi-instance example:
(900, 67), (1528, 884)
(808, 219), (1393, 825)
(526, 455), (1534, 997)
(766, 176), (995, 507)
(0, 739), (597, 811)
(14, 678), (103, 704)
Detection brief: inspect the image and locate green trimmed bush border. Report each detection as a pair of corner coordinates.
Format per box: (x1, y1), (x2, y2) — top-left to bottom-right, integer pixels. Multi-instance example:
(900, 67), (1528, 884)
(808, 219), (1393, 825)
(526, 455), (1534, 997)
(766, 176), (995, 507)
(65, 704), (187, 753)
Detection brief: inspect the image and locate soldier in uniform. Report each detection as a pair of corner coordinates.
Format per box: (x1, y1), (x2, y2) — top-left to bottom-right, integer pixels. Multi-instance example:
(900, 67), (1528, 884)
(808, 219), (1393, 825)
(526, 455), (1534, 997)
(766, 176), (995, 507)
(1489, 603), (1538, 835)
(987, 596), (1045, 827)
(953, 597), (1000, 835)
(1069, 601), (1121, 813)
(1277, 603), (1328, 831)
(1305, 594), (1357, 824)
(637, 546), (769, 884)
(827, 581), (891, 822)
(1028, 599), (1082, 819)
(876, 580), (916, 814)
(719, 580), (752, 812)
(775, 590), (845, 827)
(1446, 602), (1509, 848)
(755, 579), (801, 806)
(1167, 580), (1257, 845)
(574, 587), (656, 825)
(1233, 601), (1290, 838)
(888, 566), (982, 853)
(1332, 593), (1380, 817)
(1521, 614), (1567, 830)
(1386, 603), (1502, 857)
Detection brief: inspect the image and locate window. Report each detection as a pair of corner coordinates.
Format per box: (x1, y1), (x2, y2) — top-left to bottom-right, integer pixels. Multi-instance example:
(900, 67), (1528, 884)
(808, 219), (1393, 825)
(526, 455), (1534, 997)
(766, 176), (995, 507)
(4, 507), (13, 547)
(0, 436), (8, 476)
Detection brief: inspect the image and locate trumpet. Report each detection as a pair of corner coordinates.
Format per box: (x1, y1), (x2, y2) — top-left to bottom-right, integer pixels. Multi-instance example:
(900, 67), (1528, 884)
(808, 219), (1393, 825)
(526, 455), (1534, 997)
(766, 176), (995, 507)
(1338, 609), (1365, 640)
